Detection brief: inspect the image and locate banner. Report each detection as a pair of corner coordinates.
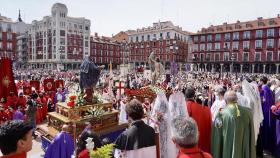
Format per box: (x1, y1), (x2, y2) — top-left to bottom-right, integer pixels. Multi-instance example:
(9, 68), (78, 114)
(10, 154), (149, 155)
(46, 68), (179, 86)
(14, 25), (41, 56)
(43, 78), (55, 92)
(0, 57), (17, 100)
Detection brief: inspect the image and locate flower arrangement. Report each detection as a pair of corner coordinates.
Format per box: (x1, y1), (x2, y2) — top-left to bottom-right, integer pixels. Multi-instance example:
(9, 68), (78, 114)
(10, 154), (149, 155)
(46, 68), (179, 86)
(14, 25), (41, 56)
(67, 95), (77, 108)
(85, 106), (106, 119)
(93, 92), (104, 104)
(66, 92), (85, 108)
(90, 144), (115, 158)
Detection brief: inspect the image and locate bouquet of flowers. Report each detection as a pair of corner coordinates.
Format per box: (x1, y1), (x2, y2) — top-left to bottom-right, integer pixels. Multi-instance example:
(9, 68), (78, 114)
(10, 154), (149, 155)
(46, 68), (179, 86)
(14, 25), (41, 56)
(85, 106), (106, 119)
(67, 95), (77, 108)
(90, 144), (115, 158)
(66, 92), (85, 108)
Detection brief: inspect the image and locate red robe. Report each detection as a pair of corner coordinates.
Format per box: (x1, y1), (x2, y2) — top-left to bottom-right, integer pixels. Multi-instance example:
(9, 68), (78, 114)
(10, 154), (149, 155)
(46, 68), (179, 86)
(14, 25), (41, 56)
(17, 96), (27, 109)
(4, 109), (14, 120)
(187, 100), (212, 153)
(0, 110), (9, 124)
(39, 96), (48, 119)
(6, 95), (18, 109)
(36, 97), (43, 124)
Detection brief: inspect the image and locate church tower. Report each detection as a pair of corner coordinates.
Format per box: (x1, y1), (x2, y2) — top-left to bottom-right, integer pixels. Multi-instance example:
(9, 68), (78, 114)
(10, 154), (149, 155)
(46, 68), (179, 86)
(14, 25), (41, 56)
(18, 9), (22, 22)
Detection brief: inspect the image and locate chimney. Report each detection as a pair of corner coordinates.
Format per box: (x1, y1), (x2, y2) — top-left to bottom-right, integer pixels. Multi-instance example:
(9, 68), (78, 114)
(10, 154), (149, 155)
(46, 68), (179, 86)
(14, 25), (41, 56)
(257, 17), (263, 20)
(223, 22), (227, 25)
(236, 20), (240, 23)
(94, 32), (98, 37)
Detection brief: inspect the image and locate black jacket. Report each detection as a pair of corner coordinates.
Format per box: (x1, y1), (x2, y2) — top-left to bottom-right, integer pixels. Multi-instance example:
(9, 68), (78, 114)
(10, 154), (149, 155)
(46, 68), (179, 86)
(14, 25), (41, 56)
(115, 120), (155, 150)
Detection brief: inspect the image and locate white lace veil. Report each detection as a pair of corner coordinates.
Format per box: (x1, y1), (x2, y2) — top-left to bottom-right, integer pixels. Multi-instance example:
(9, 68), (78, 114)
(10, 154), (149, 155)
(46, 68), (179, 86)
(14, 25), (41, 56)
(242, 80), (263, 144)
(168, 91), (189, 118)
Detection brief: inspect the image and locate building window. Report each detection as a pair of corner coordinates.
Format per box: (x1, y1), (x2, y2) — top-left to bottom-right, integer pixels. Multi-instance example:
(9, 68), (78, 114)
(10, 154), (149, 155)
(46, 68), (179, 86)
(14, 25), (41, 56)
(193, 44), (198, 51)
(0, 42), (2, 49)
(215, 34), (221, 41)
(207, 35), (212, 42)
(206, 54), (211, 61)
(224, 42), (230, 49)
(207, 43), (212, 50)
(243, 41), (250, 49)
(153, 34), (157, 40)
(255, 40), (262, 48)
(7, 43), (12, 50)
(200, 36), (205, 42)
(255, 52), (261, 61)
(200, 44), (205, 51)
(256, 30), (263, 38)
(267, 51), (273, 61)
(167, 32), (170, 39)
(267, 29), (274, 37)
(136, 36), (139, 42)
(233, 42), (239, 50)
(225, 33), (231, 41)
(7, 33), (12, 40)
(233, 32), (239, 40)
(278, 51), (280, 61)
(147, 35), (150, 41)
(215, 43), (220, 50)
(193, 36), (198, 42)
(243, 52), (249, 61)
(214, 53), (220, 61)
(200, 53), (204, 61)
(224, 52), (229, 61)
(141, 36), (144, 41)
(243, 31), (250, 39)
(267, 39), (274, 48)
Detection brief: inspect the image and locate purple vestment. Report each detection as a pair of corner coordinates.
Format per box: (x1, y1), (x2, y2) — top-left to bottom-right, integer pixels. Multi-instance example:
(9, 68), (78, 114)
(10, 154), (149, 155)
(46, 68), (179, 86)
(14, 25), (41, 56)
(260, 85), (276, 153)
(273, 109), (280, 157)
(13, 110), (24, 120)
(54, 92), (66, 105)
(44, 131), (74, 158)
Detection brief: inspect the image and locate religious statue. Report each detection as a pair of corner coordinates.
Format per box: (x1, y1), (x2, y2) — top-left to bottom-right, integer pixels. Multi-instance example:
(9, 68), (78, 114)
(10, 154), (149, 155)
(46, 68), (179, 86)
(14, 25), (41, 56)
(80, 56), (104, 103)
(148, 52), (165, 85)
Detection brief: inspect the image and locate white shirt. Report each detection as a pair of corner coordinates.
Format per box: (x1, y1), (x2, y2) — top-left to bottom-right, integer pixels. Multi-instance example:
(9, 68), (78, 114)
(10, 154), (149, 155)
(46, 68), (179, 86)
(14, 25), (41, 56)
(211, 99), (226, 122)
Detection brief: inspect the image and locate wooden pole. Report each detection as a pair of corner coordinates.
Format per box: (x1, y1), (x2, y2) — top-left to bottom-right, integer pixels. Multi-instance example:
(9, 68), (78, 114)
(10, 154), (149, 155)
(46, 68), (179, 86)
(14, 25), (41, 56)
(155, 132), (160, 158)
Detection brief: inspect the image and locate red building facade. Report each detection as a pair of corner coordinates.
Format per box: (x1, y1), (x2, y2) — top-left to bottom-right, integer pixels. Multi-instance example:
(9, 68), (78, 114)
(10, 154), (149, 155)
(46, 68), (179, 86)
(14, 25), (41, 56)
(90, 34), (126, 68)
(127, 21), (190, 69)
(191, 16), (280, 74)
(0, 15), (17, 59)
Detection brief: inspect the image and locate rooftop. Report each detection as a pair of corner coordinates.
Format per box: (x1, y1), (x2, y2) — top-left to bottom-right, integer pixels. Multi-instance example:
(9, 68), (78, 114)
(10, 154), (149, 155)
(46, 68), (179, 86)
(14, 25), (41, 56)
(196, 15), (280, 35)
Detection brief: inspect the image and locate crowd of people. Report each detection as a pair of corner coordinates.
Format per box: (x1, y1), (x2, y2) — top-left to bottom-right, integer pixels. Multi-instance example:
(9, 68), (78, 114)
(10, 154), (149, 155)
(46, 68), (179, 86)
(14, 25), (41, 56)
(0, 67), (280, 158)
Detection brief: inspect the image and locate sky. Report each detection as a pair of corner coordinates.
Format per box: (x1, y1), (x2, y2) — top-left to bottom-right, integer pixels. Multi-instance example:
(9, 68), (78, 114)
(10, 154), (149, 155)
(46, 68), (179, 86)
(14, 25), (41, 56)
(1, 0), (280, 36)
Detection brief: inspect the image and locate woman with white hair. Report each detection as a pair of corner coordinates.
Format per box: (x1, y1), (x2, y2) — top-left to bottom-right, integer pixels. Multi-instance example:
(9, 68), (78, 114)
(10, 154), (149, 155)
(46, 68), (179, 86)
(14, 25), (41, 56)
(171, 117), (212, 158)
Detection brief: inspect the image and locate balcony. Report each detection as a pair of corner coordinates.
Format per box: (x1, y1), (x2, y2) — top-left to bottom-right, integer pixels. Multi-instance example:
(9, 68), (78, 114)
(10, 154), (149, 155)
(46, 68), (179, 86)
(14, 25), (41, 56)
(243, 47), (250, 50)
(255, 35), (263, 39)
(243, 36), (250, 40)
(255, 46), (262, 50)
(233, 47), (239, 50)
(233, 37), (239, 41)
(267, 34), (274, 38)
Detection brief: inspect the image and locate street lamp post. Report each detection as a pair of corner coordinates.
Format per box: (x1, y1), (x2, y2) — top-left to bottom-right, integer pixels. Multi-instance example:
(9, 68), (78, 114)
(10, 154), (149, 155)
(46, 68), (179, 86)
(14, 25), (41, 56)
(231, 53), (235, 73)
